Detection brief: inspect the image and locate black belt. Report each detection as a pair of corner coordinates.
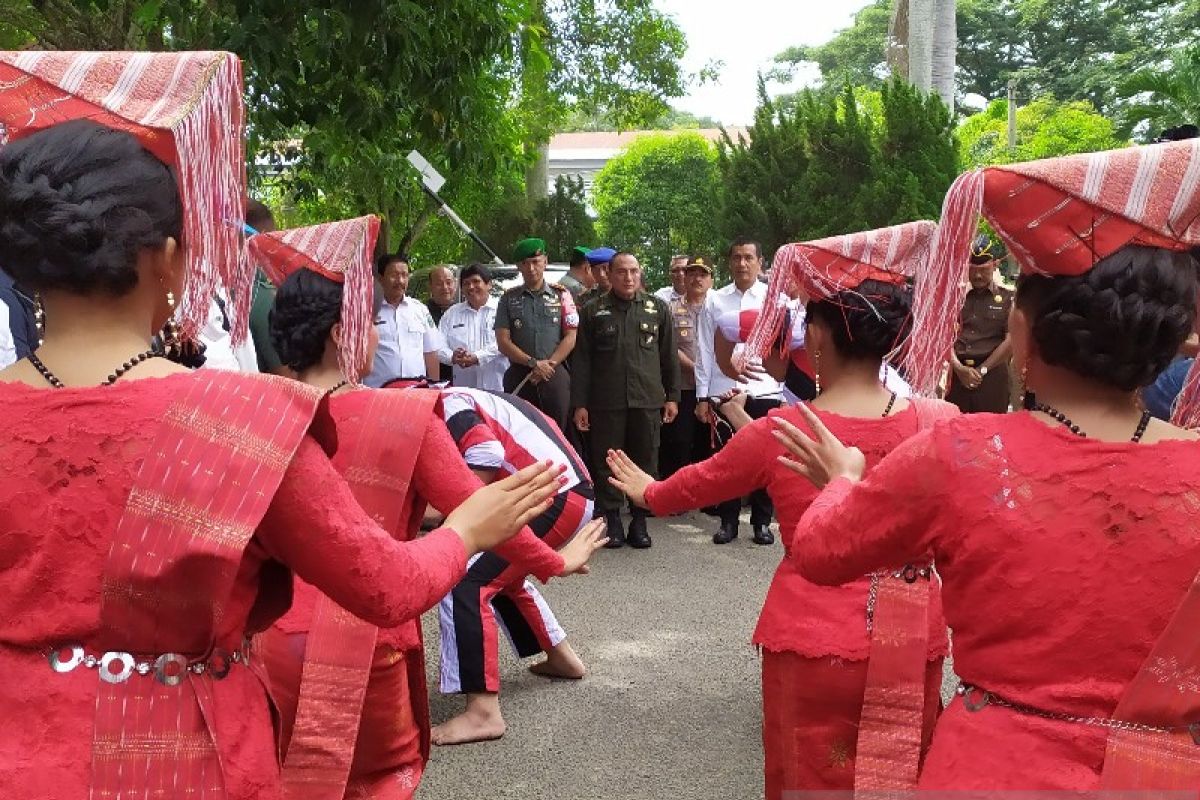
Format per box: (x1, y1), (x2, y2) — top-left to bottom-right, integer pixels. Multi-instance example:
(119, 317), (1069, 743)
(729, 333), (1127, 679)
(957, 352), (994, 367)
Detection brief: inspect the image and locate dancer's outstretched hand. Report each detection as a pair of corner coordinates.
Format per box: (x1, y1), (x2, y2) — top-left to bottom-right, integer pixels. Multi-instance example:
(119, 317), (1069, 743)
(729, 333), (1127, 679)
(557, 519), (609, 576)
(772, 405), (866, 488)
(606, 449), (653, 509)
(446, 460), (565, 555)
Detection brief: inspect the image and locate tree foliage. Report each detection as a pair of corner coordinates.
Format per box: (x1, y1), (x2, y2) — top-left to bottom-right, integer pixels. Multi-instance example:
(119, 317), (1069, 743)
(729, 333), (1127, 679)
(777, 0), (1200, 122)
(719, 77), (957, 258)
(473, 175), (596, 264)
(1118, 43), (1200, 139)
(592, 132), (723, 289)
(772, 0), (891, 90)
(957, 97), (1128, 169)
(6, 0), (695, 263)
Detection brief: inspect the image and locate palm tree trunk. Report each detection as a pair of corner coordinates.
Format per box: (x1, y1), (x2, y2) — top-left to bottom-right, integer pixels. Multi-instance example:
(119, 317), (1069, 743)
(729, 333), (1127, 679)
(906, 0), (935, 94)
(931, 0), (957, 111)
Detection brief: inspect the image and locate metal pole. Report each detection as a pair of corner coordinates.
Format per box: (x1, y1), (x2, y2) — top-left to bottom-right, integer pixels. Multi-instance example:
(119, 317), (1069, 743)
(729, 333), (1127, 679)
(1007, 79), (1017, 150)
(416, 182), (504, 264)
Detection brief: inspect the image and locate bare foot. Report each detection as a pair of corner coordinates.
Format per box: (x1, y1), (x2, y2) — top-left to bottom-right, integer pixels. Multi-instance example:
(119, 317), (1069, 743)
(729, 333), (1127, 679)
(431, 696), (506, 746)
(528, 641), (586, 680)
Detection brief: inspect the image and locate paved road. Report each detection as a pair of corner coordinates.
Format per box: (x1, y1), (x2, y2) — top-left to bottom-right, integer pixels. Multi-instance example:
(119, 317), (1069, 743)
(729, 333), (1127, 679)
(419, 510), (772, 800)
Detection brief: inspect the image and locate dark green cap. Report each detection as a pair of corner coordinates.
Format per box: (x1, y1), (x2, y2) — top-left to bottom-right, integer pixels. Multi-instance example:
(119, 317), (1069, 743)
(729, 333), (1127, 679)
(513, 237), (546, 263)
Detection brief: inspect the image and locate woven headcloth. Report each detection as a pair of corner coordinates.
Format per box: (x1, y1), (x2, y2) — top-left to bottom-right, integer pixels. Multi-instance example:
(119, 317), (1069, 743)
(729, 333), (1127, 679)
(248, 215), (381, 383)
(0, 51), (247, 343)
(744, 221), (936, 372)
(907, 140), (1200, 420)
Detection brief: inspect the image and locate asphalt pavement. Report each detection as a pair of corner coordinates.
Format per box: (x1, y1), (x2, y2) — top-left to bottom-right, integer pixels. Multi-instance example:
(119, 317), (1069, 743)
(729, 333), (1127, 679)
(419, 510), (772, 800)
(418, 510), (961, 800)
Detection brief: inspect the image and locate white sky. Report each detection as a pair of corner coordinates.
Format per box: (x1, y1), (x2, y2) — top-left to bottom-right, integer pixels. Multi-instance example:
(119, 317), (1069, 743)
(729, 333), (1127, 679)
(657, 0), (875, 125)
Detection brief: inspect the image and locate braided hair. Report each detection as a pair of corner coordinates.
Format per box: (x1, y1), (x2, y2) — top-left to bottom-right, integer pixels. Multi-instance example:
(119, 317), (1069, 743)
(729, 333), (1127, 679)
(1015, 245), (1197, 391)
(0, 119), (182, 295)
(805, 278), (913, 361)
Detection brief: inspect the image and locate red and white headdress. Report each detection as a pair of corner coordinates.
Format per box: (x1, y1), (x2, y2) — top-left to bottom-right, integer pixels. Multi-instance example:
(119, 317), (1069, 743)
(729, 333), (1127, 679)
(744, 221), (937, 369)
(0, 51), (248, 343)
(906, 139), (1200, 421)
(247, 215), (381, 383)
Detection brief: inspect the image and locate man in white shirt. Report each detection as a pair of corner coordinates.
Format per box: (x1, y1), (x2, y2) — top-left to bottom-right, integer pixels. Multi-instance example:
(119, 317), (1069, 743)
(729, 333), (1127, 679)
(653, 254), (688, 304)
(198, 288), (258, 372)
(695, 238), (782, 546)
(437, 263), (507, 390)
(366, 253), (444, 387)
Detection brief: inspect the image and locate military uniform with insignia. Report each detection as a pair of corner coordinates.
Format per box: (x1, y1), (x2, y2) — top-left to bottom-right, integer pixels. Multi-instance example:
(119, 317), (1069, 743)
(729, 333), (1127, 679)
(658, 256), (713, 480)
(947, 235), (1015, 413)
(494, 238), (579, 432)
(572, 287), (680, 544)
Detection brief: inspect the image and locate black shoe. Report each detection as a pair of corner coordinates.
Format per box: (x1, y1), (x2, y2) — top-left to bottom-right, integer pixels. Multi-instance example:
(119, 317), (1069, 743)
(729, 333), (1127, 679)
(603, 512), (625, 548)
(752, 524), (775, 545)
(712, 521), (738, 544)
(626, 512), (652, 549)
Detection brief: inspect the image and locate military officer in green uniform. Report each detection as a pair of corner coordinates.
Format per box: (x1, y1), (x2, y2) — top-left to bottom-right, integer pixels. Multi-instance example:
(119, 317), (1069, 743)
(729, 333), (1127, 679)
(495, 237), (579, 434)
(947, 234), (1015, 413)
(572, 251), (680, 549)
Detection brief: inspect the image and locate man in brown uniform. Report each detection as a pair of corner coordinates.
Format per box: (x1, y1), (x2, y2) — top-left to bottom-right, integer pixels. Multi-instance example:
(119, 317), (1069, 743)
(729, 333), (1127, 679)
(658, 255), (713, 479)
(946, 234), (1014, 413)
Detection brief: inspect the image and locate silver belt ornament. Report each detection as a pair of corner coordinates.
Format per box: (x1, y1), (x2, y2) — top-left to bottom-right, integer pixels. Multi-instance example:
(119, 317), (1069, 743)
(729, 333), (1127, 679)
(958, 683), (1200, 743)
(48, 644), (246, 686)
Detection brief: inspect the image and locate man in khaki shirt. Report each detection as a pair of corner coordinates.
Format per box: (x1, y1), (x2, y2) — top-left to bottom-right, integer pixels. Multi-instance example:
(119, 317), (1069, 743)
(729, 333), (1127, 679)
(947, 234), (1014, 413)
(659, 255), (714, 479)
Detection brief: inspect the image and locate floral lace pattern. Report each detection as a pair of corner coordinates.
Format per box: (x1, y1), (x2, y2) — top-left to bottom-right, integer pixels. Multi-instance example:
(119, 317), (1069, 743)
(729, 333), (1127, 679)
(0, 375), (468, 799)
(794, 411), (1200, 789)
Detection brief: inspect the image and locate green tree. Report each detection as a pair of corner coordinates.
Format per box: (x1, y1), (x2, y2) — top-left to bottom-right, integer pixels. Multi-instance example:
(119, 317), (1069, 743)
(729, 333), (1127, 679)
(719, 78), (955, 257)
(1118, 43), (1200, 139)
(718, 78), (813, 258)
(957, 96), (1128, 169)
(11, 1), (696, 262)
(772, 0), (891, 89)
(472, 176), (595, 264)
(777, 0), (1200, 119)
(866, 78), (958, 224)
(592, 132), (722, 289)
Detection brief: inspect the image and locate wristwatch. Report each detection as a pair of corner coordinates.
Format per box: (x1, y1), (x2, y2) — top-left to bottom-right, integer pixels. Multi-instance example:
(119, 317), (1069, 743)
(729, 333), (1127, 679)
(526, 356), (538, 368)
(979, 366), (989, 377)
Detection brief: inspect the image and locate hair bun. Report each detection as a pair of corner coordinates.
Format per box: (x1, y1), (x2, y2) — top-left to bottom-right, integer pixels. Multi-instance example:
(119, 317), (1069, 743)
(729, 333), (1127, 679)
(0, 119), (181, 295)
(1024, 245), (1197, 391)
(808, 278), (914, 361)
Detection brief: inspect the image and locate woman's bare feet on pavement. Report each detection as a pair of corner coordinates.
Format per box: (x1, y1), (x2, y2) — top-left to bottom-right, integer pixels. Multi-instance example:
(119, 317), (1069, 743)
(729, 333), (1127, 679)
(528, 640), (586, 680)
(431, 692), (506, 746)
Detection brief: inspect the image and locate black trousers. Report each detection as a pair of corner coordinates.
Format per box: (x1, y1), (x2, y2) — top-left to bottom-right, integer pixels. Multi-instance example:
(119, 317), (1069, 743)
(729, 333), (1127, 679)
(588, 407), (662, 513)
(658, 389), (712, 480)
(504, 363), (572, 436)
(715, 396), (780, 527)
(946, 358), (1011, 414)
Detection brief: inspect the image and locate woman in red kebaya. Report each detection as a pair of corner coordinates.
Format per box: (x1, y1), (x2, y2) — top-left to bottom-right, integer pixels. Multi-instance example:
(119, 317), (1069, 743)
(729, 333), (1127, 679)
(775, 140), (1200, 789)
(247, 217), (605, 799)
(0, 53), (561, 800)
(608, 221), (957, 797)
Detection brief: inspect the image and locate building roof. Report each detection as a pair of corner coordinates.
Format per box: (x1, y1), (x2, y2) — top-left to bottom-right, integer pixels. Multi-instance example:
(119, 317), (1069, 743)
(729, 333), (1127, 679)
(549, 128), (749, 157)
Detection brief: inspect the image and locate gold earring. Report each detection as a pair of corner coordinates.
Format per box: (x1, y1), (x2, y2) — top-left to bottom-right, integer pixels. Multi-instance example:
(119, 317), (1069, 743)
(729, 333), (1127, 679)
(813, 350), (822, 395)
(166, 290), (176, 309)
(1019, 363), (1034, 410)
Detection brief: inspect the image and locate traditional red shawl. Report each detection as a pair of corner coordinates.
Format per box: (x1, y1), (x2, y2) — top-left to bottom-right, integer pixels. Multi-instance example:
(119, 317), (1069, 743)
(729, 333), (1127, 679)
(247, 215), (381, 383)
(0, 51), (248, 343)
(745, 221), (936, 366)
(906, 140), (1200, 419)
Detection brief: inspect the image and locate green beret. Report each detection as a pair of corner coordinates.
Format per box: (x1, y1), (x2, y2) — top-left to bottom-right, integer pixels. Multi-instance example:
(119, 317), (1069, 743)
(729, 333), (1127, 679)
(571, 245), (591, 261)
(512, 237), (546, 263)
